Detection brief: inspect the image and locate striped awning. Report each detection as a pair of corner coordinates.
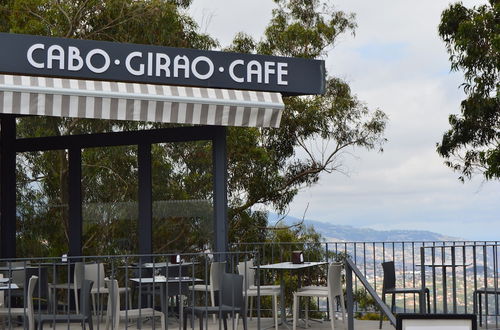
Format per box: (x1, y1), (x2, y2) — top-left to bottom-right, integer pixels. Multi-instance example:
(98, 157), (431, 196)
(0, 74), (284, 127)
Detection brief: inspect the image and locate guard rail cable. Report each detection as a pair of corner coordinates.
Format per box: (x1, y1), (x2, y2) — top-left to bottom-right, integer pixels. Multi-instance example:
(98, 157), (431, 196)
(345, 257), (396, 329)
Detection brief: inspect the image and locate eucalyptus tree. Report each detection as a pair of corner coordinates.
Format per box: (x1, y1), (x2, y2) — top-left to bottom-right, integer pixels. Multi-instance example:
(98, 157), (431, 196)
(437, 0), (499, 181)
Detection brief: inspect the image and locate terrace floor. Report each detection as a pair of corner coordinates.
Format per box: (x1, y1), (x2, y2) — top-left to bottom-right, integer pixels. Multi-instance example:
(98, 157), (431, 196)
(4, 316), (500, 329)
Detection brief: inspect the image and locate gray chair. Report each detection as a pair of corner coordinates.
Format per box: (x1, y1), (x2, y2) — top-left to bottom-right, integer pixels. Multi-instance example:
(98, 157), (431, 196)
(379, 261), (430, 329)
(184, 273), (247, 330)
(0, 275), (38, 330)
(36, 279), (94, 330)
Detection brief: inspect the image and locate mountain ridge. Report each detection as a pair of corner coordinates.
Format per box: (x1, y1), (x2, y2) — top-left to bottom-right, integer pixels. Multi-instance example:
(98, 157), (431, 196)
(268, 213), (464, 242)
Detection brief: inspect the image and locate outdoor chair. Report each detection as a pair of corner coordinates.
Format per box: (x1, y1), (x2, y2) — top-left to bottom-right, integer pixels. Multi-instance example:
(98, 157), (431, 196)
(0, 275), (37, 330)
(473, 287), (500, 326)
(379, 261), (430, 329)
(292, 262), (345, 330)
(24, 267), (51, 312)
(74, 262), (130, 316)
(36, 279), (94, 330)
(105, 279), (165, 330)
(238, 260), (279, 329)
(188, 261), (226, 323)
(183, 273), (247, 330)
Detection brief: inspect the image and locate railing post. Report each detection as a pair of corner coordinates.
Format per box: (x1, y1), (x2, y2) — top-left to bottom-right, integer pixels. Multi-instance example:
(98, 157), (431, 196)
(420, 246), (426, 314)
(346, 261), (354, 330)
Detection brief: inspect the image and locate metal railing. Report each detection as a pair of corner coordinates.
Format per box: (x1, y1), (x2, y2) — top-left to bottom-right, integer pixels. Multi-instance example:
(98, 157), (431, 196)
(232, 240), (500, 322)
(0, 251), (258, 330)
(345, 257), (396, 329)
(420, 243), (500, 328)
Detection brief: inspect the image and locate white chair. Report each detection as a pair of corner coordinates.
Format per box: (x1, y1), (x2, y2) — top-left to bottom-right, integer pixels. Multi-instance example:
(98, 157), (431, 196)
(105, 279), (165, 330)
(188, 261), (226, 323)
(74, 263), (130, 317)
(292, 262), (346, 330)
(0, 274), (4, 308)
(0, 275), (37, 330)
(238, 260), (280, 329)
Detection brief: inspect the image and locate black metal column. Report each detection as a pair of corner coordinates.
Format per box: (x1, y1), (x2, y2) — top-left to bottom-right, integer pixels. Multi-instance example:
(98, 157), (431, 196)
(212, 126), (228, 257)
(0, 116), (16, 258)
(138, 143), (152, 257)
(68, 147), (82, 257)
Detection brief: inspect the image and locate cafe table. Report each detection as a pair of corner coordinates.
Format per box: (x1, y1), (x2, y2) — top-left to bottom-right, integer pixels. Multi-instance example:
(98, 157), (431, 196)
(254, 261), (328, 328)
(130, 275), (202, 325)
(420, 262), (471, 314)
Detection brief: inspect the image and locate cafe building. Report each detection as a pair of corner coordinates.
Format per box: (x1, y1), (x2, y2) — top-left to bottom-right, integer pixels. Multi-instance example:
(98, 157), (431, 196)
(0, 33), (325, 259)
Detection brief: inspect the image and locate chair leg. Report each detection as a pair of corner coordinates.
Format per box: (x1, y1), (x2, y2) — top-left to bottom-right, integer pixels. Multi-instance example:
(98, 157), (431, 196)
(241, 312), (248, 330)
(160, 313), (165, 330)
(479, 292), (483, 327)
(339, 293), (347, 329)
(199, 313), (204, 330)
(426, 290), (430, 313)
(210, 289), (216, 324)
(305, 297), (309, 328)
(391, 294), (396, 313)
(273, 294), (278, 329)
(293, 294), (298, 330)
(327, 295), (335, 330)
(379, 293), (385, 329)
(183, 312), (188, 330)
(222, 314), (228, 330)
(249, 296), (254, 320)
(91, 293), (97, 316)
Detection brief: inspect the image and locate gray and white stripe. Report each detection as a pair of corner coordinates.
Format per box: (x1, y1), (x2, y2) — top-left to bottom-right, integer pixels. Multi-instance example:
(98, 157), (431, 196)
(0, 74), (284, 128)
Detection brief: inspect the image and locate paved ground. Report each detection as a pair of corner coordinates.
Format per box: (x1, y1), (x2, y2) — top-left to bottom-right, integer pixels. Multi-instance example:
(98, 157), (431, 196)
(4, 316), (500, 329)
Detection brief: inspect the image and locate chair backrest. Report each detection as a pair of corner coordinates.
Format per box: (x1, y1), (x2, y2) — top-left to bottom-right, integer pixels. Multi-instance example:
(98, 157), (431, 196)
(327, 263), (343, 297)
(79, 279), (94, 317)
(24, 267), (49, 310)
(106, 279), (120, 330)
(237, 260), (255, 290)
(220, 273), (244, 312)
(8, 261), (29, 285)
(210, 261), (226, 291)
(84, 263), (106, 290)
(381, 261), (396, 291)
(26, 275), (38, 330)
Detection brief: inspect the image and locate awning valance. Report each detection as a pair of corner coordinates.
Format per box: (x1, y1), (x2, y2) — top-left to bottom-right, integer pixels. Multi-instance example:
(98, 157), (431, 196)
(0, 74), (284, 127)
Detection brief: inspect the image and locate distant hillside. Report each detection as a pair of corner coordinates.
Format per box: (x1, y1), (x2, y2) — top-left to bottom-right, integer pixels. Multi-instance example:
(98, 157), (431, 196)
(268, 214), (463, 242)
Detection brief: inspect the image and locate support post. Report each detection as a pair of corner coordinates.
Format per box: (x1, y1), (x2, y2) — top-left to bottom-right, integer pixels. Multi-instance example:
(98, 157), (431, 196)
(0, 116), (16, 258)
(212, 126), (227, 260)
(68, 147), (82, 257)
(346, 261), (354, 330)
(138, 143), (152, 258)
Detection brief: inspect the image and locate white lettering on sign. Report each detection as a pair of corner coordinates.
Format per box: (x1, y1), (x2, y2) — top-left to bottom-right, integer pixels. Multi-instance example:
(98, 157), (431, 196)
(173, 55), (189, 78)
(155, 53), (171, 77)
(228, 59), (288, 85)
(68, 46), (83, 71)
(229, 60), (244, 83)
(25, 43), (290, 85)
(47, 45), (64, 69)
(191, 56), (213, 80)
(126, 52), (144, 76)
(27, 44), (45, 69)
(85, 49), (110, 73)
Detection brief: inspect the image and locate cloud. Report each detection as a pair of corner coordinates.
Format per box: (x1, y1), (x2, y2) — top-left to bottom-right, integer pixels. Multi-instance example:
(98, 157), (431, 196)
(189, 0), (500, 240)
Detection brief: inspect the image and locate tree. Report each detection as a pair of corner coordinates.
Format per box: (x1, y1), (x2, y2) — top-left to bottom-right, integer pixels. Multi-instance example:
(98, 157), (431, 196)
(2, 0), (387, 256)
(437, 0), (499, 181)
(226, 0), (387, 225)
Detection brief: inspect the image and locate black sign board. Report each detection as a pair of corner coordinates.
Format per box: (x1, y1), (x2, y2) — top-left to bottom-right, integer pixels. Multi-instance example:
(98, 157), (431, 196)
(0, 33), (325, 96)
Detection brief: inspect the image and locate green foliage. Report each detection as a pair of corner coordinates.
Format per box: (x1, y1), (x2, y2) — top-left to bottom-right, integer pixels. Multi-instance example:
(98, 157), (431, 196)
(437, 0), (500, 181)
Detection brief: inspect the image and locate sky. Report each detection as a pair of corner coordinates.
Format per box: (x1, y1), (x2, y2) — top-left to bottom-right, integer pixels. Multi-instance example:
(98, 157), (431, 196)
(188, 0), (500, 240)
